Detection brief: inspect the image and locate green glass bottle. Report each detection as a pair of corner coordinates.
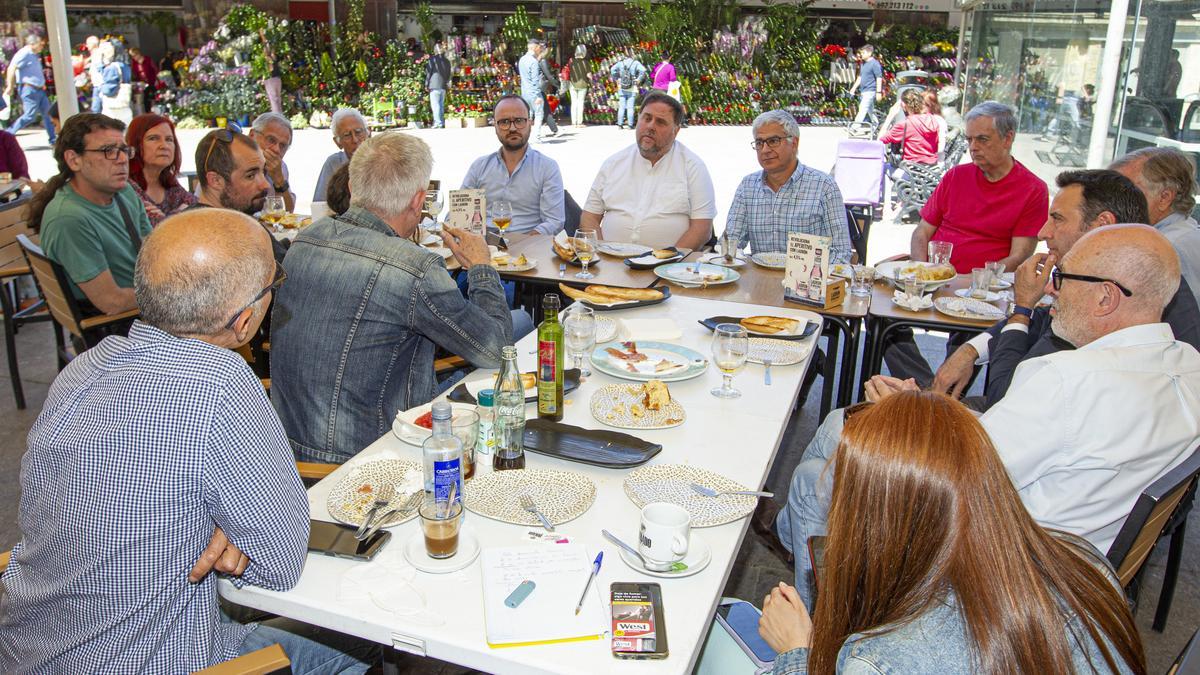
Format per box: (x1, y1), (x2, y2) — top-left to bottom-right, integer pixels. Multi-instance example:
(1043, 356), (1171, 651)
(536, 294), (564, 421)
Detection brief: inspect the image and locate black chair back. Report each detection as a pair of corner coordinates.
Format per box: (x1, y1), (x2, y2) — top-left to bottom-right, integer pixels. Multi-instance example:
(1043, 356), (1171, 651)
(564, 189), (581, 236)
(1106, 445), (1200, 586)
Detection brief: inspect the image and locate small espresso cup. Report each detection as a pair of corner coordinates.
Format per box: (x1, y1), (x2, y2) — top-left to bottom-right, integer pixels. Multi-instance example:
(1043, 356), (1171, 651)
(638, 502), (690, 571)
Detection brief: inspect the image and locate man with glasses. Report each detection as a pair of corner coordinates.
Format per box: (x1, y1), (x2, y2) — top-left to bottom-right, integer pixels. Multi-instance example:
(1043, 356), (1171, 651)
(248, 112), (295, 212)
(933, 169), (1200, 408)
(313, 108), (370, 203)
(193, 127), (282, 263)
(4, 33), (56, 145)
(460, 94), (564, 235)
(1, 210), (373, 672)
(723, 109), (851, 263)
(30, 113), (150, 315)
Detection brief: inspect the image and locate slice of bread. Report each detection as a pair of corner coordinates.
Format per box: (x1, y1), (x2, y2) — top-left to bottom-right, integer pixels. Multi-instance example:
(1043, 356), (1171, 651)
(651, 249), (678, 259)
(584, 285), (663, 301)
(740, 316), (800, 334)
(642, 380), (671, 411)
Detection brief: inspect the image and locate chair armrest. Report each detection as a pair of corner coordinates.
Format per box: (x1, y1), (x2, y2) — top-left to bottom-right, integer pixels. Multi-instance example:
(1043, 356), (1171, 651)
(79, 308), (140, 331)
(434, 355), (469, 374)
(0, 550), (9, 574)
(190, 643), (290, 675)
(296, 462), (340, 480)
(0, 264), (30, 280)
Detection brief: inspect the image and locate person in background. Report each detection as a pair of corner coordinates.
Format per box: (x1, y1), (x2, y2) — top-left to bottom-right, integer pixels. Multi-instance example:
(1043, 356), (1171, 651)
(314, 108), (370, 202)
(724, 109), (851, 263)
(325, 164), (351, 217)
(878, 89), (944, 166)
(849, 44), (883, 124)
(192, 127), (283, 265)
(98, 41), (133, 124)
(518, 40), (546, 137)
(260, 29), (284, 115)
(128, 47), (158, 115)
(126, 113), (196, 226)
(758, 392), (1145, 674)
(920, 89), (950, 147)
(248, 112), (295, 212)
(426, 42), (451, 129)
(651, 52), (677, 92)
(536, 47), (560, 139)
(0, 128), (29, 181)
(4, 34), (56, 146)
(937, 85), (965, 138)
(85, 35), (104, 114)
(610, 49), (647, 130)
(567, 44), (591, 128)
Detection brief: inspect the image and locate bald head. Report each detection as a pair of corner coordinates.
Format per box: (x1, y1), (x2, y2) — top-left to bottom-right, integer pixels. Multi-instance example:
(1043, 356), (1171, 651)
(135, 209), (275, 338)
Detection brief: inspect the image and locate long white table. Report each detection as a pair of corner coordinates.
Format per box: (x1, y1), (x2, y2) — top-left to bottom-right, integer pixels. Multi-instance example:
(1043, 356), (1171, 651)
(220, 295), (818, 674)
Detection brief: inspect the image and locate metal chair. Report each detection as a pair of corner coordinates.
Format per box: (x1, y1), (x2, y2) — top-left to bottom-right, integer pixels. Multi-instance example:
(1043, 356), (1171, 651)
(845, 206), (871, 264)
(1167, 625), (1200, 675)
(0, 195), (51, 408)
(1106, 445), (1200, 632)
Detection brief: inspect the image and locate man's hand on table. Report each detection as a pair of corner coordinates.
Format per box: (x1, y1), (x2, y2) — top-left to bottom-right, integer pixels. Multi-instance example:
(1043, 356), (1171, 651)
(863, 374), (919, 403)
(932, 344), (978, 399)
(1013, 252), (1055, 309)
(759, 582), (812, 654)
(188, 526), (249, 583)
(442, 225), (492, 269)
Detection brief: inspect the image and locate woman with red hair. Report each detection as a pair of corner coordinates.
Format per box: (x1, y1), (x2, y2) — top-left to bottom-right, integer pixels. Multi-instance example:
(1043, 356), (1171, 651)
(126, 113), (195, 225)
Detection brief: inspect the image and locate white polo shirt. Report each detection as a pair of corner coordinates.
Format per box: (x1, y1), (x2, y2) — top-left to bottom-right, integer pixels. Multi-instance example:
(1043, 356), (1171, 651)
(583, 141), (716, 247)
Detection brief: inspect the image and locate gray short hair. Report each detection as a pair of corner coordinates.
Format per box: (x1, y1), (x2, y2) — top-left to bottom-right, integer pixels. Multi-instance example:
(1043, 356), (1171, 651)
(965, 101), (1018, 138)
(331, 108), (367, 134)
(252, 112), (292, 136)
(349, 132), (433, 220)
(1110, 147), (1197, 216)
(752, 110), (799, 139)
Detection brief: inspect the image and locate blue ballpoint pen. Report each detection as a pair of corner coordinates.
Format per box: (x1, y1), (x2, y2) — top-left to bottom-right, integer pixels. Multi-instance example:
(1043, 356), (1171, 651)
(574, 552), (603, 615)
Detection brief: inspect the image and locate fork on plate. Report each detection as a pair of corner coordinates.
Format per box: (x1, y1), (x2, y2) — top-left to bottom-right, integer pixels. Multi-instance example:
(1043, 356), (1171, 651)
(689, 482), (774, 498)
(355, 483), (395, 539)
(519, 494), (555, 531)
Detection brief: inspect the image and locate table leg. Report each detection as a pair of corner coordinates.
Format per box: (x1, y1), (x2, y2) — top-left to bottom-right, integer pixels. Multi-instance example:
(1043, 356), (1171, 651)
(837, 317), (861, 408)
(818, 320), (840, 419)
(858, 316), (888, 398)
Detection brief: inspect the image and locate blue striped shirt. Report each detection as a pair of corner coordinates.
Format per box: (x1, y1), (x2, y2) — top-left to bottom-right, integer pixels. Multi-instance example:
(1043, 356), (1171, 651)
(0, 322), (309, 673)
(462, 147), (565, 235)
(724, 161), (852, 264)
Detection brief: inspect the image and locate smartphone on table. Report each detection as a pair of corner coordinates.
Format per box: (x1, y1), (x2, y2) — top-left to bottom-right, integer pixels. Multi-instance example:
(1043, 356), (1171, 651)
(307, 520), (390, 561)
(611, 582), (669, 659)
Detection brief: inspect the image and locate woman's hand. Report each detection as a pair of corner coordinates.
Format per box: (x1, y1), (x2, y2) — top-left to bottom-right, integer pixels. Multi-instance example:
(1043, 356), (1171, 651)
(759, 582), (813, 654)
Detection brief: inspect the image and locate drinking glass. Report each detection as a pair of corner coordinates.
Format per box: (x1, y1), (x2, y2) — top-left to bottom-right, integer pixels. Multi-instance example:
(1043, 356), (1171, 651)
(419, 500), (464, 559)
(902, 277), (927, 298)
(563, 306), (597, 376)
(711, 323), (749, 399)
(490, 200), (513, 235)
(574, 230), (598, 280)
(851, 265), (875, 297)
(262, 195), (286, 231)
(970, 268), (992, 299)
(450, 410), (480, 481)
(927, 241), (953, 266)
(985, 260), (1005, 288)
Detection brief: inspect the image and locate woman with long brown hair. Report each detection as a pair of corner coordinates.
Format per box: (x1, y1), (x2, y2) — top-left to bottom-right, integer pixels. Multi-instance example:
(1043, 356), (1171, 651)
(126, 113), (195, 225)
(759, 392), (1144, 674)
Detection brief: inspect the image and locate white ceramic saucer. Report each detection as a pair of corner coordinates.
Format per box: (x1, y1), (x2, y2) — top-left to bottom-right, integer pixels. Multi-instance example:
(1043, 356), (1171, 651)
(402, 528), (480, 574)
(615, 533), (712, 578)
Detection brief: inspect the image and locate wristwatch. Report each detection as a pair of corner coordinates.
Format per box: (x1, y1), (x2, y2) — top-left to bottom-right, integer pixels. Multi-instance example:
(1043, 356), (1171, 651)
(1011, 305), (1034, 318)
(276, 181), (290, 193)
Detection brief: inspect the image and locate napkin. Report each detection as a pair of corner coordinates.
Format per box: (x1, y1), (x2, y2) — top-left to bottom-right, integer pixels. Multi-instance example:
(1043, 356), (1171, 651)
(892, 290), (933, 311)
(619, 318), (682, 341)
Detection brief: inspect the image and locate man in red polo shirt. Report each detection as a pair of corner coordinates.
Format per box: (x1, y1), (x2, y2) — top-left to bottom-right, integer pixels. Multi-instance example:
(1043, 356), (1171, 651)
(885, 101), (1048, 385)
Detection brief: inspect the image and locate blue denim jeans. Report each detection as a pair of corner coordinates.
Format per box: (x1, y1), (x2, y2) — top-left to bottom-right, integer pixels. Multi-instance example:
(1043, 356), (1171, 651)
(91, 87), (103, 113)
(617, 90), (637, 127)
(429, 89), (446, 128)
(854, 91), (876, 123)
(10, 84), (55, 143)
(240, 617), (376, 674)
(775, 408), (843, 611)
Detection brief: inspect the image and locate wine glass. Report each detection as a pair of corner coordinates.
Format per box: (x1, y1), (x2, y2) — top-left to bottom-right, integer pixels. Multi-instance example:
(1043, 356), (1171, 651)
(262, 195), (286, 231)
(425, 190), (444, 229)
(711, 323), (749, 399)
(490, 200), (513, 234)
(563, 306), (597, 376)
(574, 230), (598, 280)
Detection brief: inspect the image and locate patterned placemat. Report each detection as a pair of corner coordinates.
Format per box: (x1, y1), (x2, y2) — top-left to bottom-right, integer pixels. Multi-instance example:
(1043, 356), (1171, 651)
(327, 460), (424, 527)
(934, 296), (1007, 321)
(747, 338), (810, 366)
(623, 464), (756, 527)
(464, 468), (596, 526)
(590, 383), (685, 430)
(595, 316), (618, 344)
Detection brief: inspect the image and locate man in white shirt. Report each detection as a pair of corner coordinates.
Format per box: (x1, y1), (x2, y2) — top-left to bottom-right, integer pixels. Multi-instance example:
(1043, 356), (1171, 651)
(770, 224), (1200, 609)
(313, 108), (370, 203)
(248, 112), (294, 212)
(581, 92), (716, 250)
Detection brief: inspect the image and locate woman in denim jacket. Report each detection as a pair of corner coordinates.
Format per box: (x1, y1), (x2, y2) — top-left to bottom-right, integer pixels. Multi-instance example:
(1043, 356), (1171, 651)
(760, 392), (1145, 674)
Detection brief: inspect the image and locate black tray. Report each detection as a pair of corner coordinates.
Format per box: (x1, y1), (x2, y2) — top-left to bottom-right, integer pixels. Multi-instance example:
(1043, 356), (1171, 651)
(580, 285), (672, 312)
(447, 368), (582, 405)
(624, 247), (683, 270)
(698, 315), (820, 341)
(522, 418), (662, 468)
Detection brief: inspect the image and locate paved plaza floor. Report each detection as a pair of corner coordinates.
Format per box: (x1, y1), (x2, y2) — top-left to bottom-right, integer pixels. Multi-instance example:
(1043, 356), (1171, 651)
(3, 121), (1196, 671)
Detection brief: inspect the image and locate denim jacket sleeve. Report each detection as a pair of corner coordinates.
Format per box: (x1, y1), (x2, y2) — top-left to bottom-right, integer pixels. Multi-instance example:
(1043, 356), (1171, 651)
(412, 262), (513, 367)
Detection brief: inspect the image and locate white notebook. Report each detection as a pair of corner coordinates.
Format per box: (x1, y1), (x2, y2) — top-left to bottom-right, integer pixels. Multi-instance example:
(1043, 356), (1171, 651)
(480, 544), (607, 648)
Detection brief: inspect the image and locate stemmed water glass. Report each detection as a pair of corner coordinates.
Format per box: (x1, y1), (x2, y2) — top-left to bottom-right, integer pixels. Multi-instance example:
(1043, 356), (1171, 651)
(575, 230), (598, 280)
(711, 323), (749, 399)
(262, 195), (286, 231)
(563, 306), (597, 376)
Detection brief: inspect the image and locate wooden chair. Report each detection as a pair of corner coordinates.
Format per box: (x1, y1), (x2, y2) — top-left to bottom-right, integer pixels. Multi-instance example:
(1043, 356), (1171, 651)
(191, 644), (290, 674)
(17, 234), (138, 369)
(0, 196), (51, 408)
(1106, 445), (1200, 632)
(1167, 625), (1200, 675)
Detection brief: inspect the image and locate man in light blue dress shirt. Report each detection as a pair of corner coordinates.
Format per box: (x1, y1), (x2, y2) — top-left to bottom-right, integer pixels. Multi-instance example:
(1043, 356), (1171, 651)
(461, 94), (565, 236)
(518, 41), (546, 140)
(4, 34), (56, 145)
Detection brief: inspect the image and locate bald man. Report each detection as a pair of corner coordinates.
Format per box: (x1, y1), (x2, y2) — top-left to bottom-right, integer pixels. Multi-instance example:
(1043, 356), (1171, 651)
(1, 210), (371, 672)
(773, 224), (1200, 609)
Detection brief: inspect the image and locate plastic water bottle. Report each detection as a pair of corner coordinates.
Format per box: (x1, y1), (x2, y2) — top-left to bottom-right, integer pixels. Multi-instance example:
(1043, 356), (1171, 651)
(475, 388), (495, 457)
(493, 346), (526, 471)
(422, 401), (462, 505)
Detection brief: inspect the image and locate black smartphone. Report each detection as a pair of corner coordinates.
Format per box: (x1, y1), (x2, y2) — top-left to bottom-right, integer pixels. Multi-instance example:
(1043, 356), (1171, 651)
(307, 520), (390, 561)
(611, 582), (669, 660)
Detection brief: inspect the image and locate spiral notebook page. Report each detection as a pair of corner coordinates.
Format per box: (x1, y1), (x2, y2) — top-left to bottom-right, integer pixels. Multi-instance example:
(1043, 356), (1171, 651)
(481, 544), (607, 647)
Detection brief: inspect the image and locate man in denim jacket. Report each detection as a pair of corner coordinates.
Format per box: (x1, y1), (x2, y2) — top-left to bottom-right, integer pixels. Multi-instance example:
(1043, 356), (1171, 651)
(270, 132), (515, 463)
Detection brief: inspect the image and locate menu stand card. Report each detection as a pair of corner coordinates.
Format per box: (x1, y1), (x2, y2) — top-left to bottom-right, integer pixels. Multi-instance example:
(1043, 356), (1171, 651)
(481, 544), (607, 648)
(447, 189), (487, 236)
(783, 232), (845, 309)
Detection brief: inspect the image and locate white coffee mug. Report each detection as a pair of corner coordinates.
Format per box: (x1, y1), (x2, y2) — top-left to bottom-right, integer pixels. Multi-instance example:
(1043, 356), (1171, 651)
(638, 502), (690, 570)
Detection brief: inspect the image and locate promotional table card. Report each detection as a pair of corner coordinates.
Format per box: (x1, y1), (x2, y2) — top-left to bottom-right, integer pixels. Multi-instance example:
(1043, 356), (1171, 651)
(447, 188), (487, 236)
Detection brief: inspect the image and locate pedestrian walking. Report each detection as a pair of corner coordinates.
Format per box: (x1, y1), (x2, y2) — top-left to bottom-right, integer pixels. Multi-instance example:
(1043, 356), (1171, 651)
(567, 45), (592, 128)
(426, 42), (451, 128)
(537, 49), (560, 138)
(849, 44), (883, 124)
(610, 50), (646, 129)
(518, 40), (547, 141)
(4, 34), (57, 145)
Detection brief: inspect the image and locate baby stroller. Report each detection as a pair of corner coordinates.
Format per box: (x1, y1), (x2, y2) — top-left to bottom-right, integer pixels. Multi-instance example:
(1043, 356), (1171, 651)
(831, 139), (886, 264)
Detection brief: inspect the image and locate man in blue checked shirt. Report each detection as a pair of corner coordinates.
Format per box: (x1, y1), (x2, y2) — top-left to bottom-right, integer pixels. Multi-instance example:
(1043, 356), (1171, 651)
(723, 110), (852, 264)
(461, 94), (565, 236)
(0, 210), (373, 673)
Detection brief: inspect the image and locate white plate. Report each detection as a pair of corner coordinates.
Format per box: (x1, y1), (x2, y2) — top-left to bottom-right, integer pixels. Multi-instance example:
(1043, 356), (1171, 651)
(624, 464), (758, 527)
(463, 468), (596, 526)
(954, 288), (1003, 302)
(747, 338), (811, 366)
(590, 383), (686, 430)
(750, 252), (788, 269)
(392, 402), (483, 447)
(654, 262), (740, 287)
(627, 251), (684, 267)
(590, 342), (708, 382)
(875, 260), (956, 291)
(698, 252), (747, 268)
(463, 374), (535, 401)
(597, 242), (652, 258)
(990, 274), (1014, 290)
(615, 532), (712, 578)
(830, 263), (853, 279)
(934, 296), (1007, 321)
(492, 255), (537, 272)
(326, 460), (424, 528)
(596, 316), (618, 344)
(403, 529), (480, 574)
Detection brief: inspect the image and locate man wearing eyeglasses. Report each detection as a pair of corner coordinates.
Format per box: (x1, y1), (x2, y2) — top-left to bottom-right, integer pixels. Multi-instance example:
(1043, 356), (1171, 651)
(313, 108), (370, 203)
(30, 113), (151, 316)
(460, 94), (564, 236)
(723, 109), (851, 264)
(248, 112), (295, 213)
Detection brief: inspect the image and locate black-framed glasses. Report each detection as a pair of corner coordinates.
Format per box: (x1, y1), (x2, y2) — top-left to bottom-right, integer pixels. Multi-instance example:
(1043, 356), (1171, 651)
(496, 117), (530, 129)
(1051, 267), (1133, 297)
(82, 144), (136, 161)
(224, 263), (286, 330)
(751, 136), (791, 150)
(337, 127), (368, 142)
(202, 123), (244, 177)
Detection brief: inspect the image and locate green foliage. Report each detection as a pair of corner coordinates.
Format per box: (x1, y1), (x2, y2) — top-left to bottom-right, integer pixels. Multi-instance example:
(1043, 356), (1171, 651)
(413, 1), (438, 49)
(762, 0), (822, 74)
(501, 6), (537, 48)
(222, 5), (268, 37)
